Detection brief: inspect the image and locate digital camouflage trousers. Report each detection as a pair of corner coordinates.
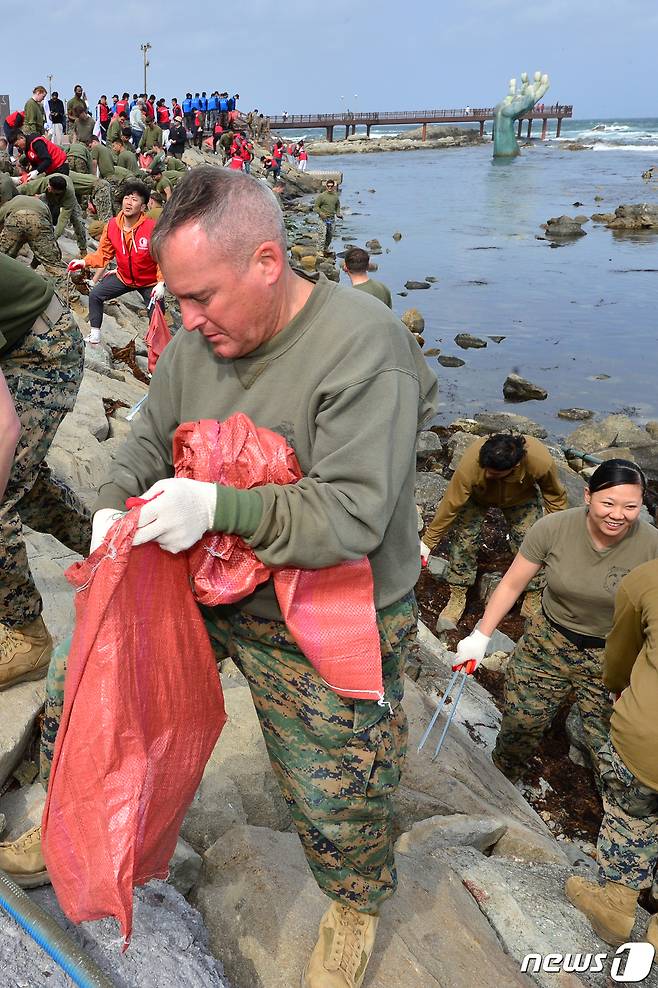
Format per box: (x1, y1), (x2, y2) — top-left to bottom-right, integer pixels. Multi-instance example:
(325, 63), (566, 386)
(0, 302), (86, 628)
(597, 740), (658, 890)
(40, 591), (419, 914)
(0, 209), (70, 297)
(493, 612), (611, 779)
(446, 496), (545, 591)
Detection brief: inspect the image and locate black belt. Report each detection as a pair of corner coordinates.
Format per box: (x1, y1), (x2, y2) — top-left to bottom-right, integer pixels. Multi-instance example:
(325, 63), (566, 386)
(542, 608), (606, 650)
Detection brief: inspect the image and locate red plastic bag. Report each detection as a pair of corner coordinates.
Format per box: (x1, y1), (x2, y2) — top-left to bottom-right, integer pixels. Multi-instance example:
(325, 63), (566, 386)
(145, 304), (172, 373)
(175, 415), (384, 700)
(138, 152), (153, 169)
(41, 505), (226, 944)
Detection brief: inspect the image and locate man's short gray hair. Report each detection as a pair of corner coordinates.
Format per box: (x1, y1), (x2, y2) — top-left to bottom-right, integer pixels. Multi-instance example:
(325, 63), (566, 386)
(150, 166), (287, 269)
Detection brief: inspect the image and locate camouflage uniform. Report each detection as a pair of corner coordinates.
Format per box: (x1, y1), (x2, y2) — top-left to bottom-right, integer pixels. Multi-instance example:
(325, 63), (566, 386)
(40, 591), (418, 914)
(0, 209), (69, 296)
(493, 611), (611, 778)
(596, 740), (658, 890)
(89, 179), (114, 224)
(446, 496), (545, 591)
(0, 300), (84, 628)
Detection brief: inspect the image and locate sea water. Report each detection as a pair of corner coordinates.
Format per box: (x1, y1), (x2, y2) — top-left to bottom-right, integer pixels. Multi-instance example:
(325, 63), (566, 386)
(283, 119), (658, 432)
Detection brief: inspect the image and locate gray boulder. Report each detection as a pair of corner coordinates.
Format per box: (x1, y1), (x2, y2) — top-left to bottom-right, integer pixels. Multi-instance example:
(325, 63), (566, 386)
(607, 203), (658, 230)
(543, 215), (587, 239)
(414, 471), (448, 510)
(446, 430), (476, 471)
(0, 881), (228, 987)
(473, 412), (547, 438)
(455, 333), (487, 349)
(558, 408), (594, 421)
(415, 430), (442, 459)
(503, 374), (548, 402)
(404, 280), (430, 290)
(0, 681), (45, 791)
(437, 355), (465, 367)
(565, 414), (656, 454)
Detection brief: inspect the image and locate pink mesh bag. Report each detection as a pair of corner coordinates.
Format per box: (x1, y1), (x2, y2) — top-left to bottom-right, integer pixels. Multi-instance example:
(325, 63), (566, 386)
(42, 506), (226, 944)
(175, 415), (383, 700)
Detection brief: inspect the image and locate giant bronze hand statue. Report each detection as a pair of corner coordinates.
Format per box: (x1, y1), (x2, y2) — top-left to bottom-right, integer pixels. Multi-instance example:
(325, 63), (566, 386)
(493, 71), (550, 158)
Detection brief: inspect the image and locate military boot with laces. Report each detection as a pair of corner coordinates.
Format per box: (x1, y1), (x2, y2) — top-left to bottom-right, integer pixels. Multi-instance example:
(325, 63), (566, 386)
(565, 876), (638, 946)
(0, 616), (52, 691)
(0, 826), (49, 888)
(302, 900), (379, 988)
(436, 585), (467, 632)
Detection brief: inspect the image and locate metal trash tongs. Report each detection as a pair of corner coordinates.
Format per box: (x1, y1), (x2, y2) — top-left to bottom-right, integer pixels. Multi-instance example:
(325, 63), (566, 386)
(417, 659), (477, 761)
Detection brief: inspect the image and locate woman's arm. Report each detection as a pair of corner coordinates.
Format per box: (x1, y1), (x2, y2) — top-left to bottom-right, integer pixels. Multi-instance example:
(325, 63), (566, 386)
(479, 553), (541, 635)
(0, 367), (20, 501)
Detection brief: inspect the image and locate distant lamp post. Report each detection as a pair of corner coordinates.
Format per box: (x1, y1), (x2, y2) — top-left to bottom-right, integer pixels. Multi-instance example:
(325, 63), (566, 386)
(140, 42), (152, 94)
(47, 74), (53, 97)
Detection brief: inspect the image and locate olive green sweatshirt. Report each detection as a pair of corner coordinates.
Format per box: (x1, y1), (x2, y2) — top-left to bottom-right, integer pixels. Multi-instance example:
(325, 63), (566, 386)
(95, 274), (438, 619)
(0, 253), (53, 357)
(423, 435), (568, 549)
(314, 190), (340, 219)
(23, 97), (46, 136)
(605, 561), (658, 790)
(21, 172), (80, 239)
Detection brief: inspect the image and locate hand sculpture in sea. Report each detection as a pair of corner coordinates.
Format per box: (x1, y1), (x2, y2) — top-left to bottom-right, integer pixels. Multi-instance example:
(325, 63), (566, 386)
(493, 70), (550, 158)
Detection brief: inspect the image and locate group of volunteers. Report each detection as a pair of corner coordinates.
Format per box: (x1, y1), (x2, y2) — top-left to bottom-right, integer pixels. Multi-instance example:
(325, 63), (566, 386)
(421, 434), (658, 953)
(1, 84), (656, 988)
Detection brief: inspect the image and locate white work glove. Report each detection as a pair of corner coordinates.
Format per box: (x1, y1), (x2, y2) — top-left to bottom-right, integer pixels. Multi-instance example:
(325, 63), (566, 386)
(452, 629), (490, 674)
(11, 176), (21, 186)
(420, 540), (431, 563)
(131, 478), (217, 553)
(150, 281), (165, 304)
(67, 258), (86, 273)
(90, 508), (126, 554)
(28, 170), (39, 181)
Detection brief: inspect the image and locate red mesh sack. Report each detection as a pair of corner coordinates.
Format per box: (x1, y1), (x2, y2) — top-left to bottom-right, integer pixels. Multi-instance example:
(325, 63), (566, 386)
(145, 304), (172, 373)
(41, 506), (226, 945)
(138, 152), (153, 169)
(175, 415), (384, 700)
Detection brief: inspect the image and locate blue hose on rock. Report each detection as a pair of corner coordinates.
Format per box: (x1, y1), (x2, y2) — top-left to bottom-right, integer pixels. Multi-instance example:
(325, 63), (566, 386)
(0, 868), (115, 988)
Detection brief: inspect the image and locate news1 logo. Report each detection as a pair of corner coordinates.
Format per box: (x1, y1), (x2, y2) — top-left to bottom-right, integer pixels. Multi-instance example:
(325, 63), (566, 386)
(521, 943), (655, 981)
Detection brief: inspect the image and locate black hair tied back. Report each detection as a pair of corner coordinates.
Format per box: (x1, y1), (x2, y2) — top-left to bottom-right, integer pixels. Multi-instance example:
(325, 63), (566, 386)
(588, 458), (647, 495)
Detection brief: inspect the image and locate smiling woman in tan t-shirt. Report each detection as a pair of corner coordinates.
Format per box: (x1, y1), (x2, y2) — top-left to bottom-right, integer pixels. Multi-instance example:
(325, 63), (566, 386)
(453, 459), (658, 783)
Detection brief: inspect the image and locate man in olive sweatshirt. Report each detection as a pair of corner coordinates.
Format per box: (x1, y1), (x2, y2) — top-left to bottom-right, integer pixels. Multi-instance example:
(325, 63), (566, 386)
(23, 86), (47, 136)
(76, 167), (437, 987)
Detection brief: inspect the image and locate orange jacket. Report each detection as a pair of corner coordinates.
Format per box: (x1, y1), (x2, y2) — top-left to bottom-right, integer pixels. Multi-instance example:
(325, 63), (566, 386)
(84, 211), (163, 285)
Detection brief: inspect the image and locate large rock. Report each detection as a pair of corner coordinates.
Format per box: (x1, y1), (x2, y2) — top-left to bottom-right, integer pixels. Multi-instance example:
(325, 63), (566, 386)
(400, 308), (424, 333)
(196, 824), (530, 988)
(543, 215), (587, 239)
(503, 374), (548, 402)
(0, 681), (45, 791)
(556, 462), (586, 508)
(455, 333), (487, 350)
(437, 355), (465, 368)
(415, 430), (442, 460)
(0, 881), (228, 987)
(181, 684), (289, 853)
(473, 412), (547, 438)
(607, 203), (658, 230)
(414, 471), (448, 511)
(564, 414), (656, 454)
(446, 430), (476, 471)
(25, 529), (81, 644)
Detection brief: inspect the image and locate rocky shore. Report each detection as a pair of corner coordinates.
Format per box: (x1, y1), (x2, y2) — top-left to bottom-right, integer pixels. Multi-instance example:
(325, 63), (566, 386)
(307, 125), (485, 155)
(2, 148), (658, 987)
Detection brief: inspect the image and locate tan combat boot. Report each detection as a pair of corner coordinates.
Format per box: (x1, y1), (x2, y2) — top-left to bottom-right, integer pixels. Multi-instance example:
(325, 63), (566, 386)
(0, 826), (49, 888)
(565, 876), (639, 946)
(301, 901), (379, 988)
(645, 913), (658, 952)
(520, 589), (543, 619)
(436, 586), (467, 631)
(0, 616), (52, 691)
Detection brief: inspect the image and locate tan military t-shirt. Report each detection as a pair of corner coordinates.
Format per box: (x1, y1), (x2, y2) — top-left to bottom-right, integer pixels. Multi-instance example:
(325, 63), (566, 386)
(520, 506), (658, 638)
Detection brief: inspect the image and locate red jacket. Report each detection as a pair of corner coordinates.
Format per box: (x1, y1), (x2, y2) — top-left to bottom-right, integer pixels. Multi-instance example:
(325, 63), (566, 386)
(157, 105), (171, 126)
(116, 99), (129, 115)
(84, 212), (160, 287)
(26, 137), (68, 175)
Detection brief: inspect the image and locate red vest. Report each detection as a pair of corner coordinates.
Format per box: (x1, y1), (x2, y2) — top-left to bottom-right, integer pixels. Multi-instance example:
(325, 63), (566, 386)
(157, 106), (171, 126)
(107, 216), (158, 287)
(116, 99), (129, 115)
(27, 137), (68, 174)
(98, 102), (110, 123)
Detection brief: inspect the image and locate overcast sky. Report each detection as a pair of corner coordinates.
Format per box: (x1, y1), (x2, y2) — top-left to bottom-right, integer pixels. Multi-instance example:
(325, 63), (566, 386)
(5, 0), (655, 120)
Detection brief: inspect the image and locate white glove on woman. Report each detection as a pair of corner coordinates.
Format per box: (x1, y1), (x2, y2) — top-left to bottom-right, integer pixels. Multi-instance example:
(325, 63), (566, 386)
(90, 508), (126, 553)
(150, 281), (165, 304)
(452, 629), (490, 673)
(420, 540), (431, 563)
(132, 478), (217, 553)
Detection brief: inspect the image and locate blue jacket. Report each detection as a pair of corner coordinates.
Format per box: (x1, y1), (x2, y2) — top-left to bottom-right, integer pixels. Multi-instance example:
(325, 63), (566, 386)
(191, 96), (200, 110)
(199, 96), (208, 112)
(182, 98), (193, 114)
(219, 97), (228, 112)
(208, 96), (219, 111)
(227, 96), (236, 111)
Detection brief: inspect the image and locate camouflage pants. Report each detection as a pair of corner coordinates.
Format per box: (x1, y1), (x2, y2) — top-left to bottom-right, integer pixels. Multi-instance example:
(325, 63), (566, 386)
(446, 497), (544, 590)
(597, 740), (658, 889)
(89, 179), (113, 224)
(317, 216), (335, 251)
(40, 591), (418, 914)
(0, 301), (84, 627)
(0, 210), (70, 297)
(493, 613), (611, 778)
(107, 176), (126, 216)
